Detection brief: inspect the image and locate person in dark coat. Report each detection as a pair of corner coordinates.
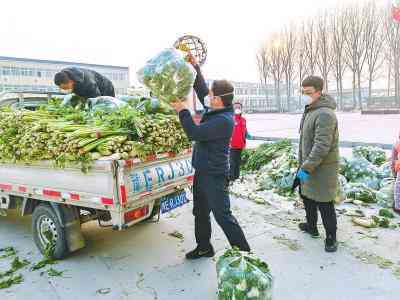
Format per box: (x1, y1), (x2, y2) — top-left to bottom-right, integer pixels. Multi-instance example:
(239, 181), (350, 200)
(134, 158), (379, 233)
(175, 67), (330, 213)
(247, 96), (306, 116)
(297, 76), (339, 253)
(54, 67), (115, 99)
(170, 57), (250, 260)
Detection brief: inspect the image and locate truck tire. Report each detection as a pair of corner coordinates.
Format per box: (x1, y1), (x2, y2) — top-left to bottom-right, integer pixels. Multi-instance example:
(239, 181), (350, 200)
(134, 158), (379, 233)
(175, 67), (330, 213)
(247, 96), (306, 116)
(32, 204), (68, 259)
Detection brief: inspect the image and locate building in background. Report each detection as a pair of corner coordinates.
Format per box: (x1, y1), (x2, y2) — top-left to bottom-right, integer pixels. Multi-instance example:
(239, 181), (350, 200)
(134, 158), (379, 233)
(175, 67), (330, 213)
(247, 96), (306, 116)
(198, 80), (292, 113)
(0, 56), (129, 95)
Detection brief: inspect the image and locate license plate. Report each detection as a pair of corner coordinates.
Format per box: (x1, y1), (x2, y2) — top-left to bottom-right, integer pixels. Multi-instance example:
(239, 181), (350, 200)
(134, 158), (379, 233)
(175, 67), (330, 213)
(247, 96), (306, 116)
(160, 191), (187, 214)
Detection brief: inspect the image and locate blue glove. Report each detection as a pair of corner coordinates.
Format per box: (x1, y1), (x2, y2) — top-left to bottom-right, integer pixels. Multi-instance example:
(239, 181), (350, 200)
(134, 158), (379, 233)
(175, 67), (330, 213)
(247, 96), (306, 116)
(297, 168), (310, 183)
(245, 132), (254, 140)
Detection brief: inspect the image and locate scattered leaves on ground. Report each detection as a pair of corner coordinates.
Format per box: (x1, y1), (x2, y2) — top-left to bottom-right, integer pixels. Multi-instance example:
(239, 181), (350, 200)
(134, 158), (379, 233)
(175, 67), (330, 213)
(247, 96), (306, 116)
(273, 234), (302, 251)
(168, 230), (184, 241)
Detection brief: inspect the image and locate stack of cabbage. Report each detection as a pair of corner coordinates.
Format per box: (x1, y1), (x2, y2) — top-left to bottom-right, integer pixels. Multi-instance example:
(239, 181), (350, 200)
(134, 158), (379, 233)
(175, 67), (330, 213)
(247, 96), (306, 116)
(340, 146), (393, 204)
(137, 48), (196, 103)
(256, 146), (298, 197)
(217, 248), (273, 300)
(236, 141), (394, 207)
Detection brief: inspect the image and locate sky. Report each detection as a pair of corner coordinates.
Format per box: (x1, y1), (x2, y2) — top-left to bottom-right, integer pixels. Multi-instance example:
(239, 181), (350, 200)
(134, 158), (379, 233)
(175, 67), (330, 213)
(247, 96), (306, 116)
(0, 0), (386, 84)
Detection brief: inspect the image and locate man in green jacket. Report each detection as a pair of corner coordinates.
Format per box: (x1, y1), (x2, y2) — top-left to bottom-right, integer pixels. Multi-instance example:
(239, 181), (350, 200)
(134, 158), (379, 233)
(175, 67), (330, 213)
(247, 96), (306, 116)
(296, 76), (339, 252)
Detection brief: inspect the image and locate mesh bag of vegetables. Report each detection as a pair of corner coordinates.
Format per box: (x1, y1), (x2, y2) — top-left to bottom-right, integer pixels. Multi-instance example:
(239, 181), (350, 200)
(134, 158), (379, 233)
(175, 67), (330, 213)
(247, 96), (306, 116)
(335, 174), (348, 204)
(137, 48), (196, 103)
(376, 178), (395, 208)
(217, 248), (273, 300)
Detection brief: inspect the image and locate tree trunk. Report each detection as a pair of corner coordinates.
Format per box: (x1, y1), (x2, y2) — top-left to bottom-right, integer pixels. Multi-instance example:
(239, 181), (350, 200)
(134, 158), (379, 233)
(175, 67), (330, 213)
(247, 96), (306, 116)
(336, 79), (340, 110)
(387, 65), (391, 97)
(357, 71), (362, 110)
(277, 81), (282, 112)
(368, 74), (373, 108)
(286, 78), (291, 112)
(395, 58), (400, 106)
(339, 78), (343, 111)
(352, 71), (357, 109)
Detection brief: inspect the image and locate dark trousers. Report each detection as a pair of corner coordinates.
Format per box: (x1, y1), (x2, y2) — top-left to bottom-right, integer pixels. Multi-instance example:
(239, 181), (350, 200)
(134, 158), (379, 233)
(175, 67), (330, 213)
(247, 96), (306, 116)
(229, 149), (242, 181)
(301, 195), (337, 239)
(193, 172), (250, 251)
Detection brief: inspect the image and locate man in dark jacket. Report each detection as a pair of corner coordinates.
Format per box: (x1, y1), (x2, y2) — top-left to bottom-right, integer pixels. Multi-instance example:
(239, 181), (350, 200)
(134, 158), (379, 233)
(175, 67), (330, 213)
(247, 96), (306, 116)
(170, 59), (250, 259)
(296, 76), (339, 253)
(54, 67), (115, 99)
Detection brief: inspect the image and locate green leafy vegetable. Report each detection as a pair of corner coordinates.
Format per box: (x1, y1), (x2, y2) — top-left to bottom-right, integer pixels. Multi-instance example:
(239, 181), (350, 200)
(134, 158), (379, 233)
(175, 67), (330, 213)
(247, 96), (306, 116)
(0, 274), (23, 289)
(0, 247), (16, 259)
(137, 48), (196, 103)
(217, 248), (273, 300)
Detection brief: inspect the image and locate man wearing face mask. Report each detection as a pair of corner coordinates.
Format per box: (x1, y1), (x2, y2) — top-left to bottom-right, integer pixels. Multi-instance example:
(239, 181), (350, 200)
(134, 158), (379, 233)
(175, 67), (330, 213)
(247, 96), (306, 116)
(296, 76), (339, 253)
(54, 67), (115, 102)
(170, 57), (251, 259)
(229, 102), (252, 181)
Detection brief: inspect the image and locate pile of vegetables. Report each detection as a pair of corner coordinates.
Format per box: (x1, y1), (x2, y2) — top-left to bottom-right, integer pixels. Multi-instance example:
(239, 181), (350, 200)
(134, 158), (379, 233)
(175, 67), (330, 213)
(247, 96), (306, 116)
(217, 248), (273, 300)
(0, 98), (190, 171)
(137, 48), (196, 103)
(234, 140), (396, 209)
(256, 146), (298, 197)
(353, 146), (387, 166)
(242, 139), (293, 172)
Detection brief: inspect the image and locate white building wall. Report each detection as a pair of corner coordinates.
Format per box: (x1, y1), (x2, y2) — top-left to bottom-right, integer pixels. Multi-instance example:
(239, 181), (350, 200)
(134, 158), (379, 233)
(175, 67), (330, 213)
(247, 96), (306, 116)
(0, 57), (129, 95)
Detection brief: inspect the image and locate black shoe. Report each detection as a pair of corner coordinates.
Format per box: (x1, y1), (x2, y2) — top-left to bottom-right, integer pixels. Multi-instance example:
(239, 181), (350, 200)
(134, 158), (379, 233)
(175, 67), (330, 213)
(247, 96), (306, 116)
(325, 237), (338, 253)
(185, 245), (215, 260)
(298, 223), (320, 238)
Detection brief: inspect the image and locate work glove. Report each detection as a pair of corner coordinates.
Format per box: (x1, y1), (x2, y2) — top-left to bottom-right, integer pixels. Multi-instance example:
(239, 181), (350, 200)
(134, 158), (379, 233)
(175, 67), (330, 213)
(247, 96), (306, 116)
(61, 93), (75, 106)
(296, 168), (310, 183)
(245, 132), (254, 140)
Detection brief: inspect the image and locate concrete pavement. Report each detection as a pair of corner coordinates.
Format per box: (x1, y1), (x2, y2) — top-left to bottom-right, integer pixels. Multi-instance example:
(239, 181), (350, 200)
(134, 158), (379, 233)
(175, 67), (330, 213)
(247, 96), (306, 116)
(1, 196), (399, 300)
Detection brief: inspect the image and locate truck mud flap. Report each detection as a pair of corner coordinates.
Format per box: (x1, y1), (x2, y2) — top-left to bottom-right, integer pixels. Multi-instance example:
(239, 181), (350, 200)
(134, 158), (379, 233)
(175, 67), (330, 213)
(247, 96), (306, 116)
(49, 203), (85, 253)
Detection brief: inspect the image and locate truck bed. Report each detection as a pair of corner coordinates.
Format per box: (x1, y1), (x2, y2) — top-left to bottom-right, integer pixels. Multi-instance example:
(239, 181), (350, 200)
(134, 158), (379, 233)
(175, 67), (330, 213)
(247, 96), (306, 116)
(0, 150), (193, 228)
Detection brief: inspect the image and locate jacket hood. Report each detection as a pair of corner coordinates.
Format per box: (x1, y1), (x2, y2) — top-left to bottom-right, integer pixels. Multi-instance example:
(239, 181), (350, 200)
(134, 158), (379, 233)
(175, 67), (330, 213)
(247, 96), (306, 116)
(308, 94), (337, 111)
(63, 67), (85, 84)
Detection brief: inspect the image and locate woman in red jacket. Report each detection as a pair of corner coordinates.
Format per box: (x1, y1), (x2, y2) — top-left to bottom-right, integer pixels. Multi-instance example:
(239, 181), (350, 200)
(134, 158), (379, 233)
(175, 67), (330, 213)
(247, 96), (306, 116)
(230, 102), (252, 181)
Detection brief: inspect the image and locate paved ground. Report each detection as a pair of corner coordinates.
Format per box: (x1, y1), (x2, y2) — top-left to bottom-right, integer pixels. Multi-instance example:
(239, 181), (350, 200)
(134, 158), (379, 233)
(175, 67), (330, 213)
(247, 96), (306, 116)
(1, 196), (399, 300)
(1, 113), (400, 300)
(246, 112), (399, 145)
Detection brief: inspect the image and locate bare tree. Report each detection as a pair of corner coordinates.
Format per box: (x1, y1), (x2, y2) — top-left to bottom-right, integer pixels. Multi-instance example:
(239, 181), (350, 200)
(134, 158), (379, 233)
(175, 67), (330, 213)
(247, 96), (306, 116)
(384, 3), (400, 105)
(364, 2), (386, 105)
(267, 34), (285, 112)
(281, 23), (297, 112)
(256, 45), (270, 101)
(331, 6), (347, 110)
(315, 10), (334, 92)
(344, 3), (369, 109)
(303, 19), (319, 76)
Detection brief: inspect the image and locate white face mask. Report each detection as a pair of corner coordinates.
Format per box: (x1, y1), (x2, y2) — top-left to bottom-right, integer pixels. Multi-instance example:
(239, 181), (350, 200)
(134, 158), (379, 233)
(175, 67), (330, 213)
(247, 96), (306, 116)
(204, 96), (211, 108)
(234, 109), (242, 115)
(61, 89), (73, 94)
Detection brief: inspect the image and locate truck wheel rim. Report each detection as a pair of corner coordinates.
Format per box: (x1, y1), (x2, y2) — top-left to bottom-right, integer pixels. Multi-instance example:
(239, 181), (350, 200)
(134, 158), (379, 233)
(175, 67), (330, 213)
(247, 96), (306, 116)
(37, 216), (58, 247)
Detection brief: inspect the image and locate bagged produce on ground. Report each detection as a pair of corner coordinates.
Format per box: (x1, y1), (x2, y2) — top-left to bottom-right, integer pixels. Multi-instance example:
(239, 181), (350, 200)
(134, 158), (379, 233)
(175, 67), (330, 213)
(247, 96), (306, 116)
(376, 178), (395, 208)
(137, 48), (196, 103)
(335, 174), (348, 204)
(217, 248), (273, 300)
